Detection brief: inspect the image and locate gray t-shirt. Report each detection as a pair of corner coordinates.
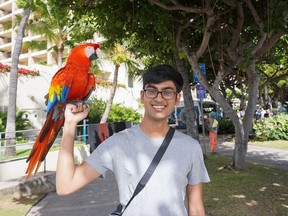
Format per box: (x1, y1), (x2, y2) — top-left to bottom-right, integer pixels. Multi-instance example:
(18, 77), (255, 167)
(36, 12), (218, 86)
(85, 124), (210, 216)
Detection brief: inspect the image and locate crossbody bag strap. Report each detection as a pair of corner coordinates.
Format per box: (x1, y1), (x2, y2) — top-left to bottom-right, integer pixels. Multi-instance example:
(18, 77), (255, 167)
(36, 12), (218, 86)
(120, 127), (175, 215)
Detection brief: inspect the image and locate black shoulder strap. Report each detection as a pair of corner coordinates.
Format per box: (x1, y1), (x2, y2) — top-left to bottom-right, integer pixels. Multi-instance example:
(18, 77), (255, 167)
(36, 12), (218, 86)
(120, 127), (175, 215)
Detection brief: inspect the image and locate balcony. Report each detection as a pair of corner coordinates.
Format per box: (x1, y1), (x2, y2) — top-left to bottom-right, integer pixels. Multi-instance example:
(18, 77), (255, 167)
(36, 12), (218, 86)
(0, 0), (12, 12)
(0, 11), (12, 23)
(0, 40), (11, 51)
(0, 28), (11, 39)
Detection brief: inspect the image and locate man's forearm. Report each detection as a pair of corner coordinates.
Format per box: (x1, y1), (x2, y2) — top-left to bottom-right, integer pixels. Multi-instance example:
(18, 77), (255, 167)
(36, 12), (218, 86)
(56, 122), (77, 195)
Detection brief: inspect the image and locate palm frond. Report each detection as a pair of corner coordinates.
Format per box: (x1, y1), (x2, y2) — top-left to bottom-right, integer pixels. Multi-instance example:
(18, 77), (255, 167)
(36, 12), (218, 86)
(23, 41), (47, 51)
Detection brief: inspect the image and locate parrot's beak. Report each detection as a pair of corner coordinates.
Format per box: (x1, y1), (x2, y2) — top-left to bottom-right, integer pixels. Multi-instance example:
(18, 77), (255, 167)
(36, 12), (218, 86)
(89, 52), (98, 61)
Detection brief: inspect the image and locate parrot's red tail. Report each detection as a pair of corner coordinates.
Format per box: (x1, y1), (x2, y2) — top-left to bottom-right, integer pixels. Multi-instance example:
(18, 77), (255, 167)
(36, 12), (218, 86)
(25, 110), (64, 181)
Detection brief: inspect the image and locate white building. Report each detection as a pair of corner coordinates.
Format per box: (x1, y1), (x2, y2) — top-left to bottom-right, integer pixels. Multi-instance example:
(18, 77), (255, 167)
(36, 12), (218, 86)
(0, 0), (143, 129)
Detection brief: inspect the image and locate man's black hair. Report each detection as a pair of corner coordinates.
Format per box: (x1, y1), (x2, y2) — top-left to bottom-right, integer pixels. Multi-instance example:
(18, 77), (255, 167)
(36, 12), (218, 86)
(142, 64), (184, 93)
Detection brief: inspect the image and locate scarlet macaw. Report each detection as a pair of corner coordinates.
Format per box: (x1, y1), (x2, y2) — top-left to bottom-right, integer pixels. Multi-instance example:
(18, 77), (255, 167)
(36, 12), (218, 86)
(25, 43), (100, 180)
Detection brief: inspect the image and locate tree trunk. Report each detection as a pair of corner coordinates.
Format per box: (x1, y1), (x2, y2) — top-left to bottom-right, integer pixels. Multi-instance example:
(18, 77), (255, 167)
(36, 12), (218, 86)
(57, 43), (64, 68)
(174, 56), (199, 141)
(100, 64), (120, 123)
(5, 6), (31, 157)
(230, 62), (261, 169)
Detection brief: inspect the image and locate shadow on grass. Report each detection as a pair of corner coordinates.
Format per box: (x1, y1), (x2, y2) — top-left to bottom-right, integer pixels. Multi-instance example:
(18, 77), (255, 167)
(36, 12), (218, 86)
(204, 156), (288, 216)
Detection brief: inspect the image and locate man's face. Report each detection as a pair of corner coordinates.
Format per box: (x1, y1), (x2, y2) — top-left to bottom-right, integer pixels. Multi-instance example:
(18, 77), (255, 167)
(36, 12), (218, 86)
(141, 80), (181, 122)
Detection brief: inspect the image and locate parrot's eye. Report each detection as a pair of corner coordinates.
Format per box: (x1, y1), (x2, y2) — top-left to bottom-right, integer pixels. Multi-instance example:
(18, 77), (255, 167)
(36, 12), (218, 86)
(85, 46), (96, 58)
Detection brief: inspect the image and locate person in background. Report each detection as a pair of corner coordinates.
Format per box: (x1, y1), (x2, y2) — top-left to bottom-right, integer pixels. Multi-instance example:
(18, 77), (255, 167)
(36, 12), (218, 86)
(218, 109), (224, 120)
(239, 108), (245, 118)
(207, 111), (218, 154)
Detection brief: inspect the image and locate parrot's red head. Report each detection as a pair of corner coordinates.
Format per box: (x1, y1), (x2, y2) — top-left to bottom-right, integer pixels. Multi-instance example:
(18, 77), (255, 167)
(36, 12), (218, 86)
(66, 43), (100, 66)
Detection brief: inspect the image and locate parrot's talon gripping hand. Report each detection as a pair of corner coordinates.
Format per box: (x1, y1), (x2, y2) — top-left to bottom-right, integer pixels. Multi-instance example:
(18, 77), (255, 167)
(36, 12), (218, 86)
(84, 99), (93, 105)
(67, 100), (84, 106)
(25, 43), (100, 181)
(67, 99), (92, 106)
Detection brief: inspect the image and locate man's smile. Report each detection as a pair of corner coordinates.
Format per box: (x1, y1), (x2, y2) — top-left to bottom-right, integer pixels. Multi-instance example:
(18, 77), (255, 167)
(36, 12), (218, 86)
(152, 104), (167, 110)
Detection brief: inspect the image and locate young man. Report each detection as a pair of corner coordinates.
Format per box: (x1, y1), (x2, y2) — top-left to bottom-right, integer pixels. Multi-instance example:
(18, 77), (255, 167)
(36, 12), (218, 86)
(56, 64), (210, 216)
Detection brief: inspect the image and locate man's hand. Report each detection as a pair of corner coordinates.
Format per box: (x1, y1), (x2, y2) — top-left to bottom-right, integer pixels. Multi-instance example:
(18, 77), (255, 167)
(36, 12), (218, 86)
(65, 102), (89, 125)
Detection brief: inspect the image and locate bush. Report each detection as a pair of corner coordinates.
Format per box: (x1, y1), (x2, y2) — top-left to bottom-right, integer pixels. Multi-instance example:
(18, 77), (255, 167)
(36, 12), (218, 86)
(218, 119), (235, 134)
(0, 118), (3, 132)
(0, 110), (32, 142)
(87, 98), (107, 123)
(88, 97), (142, 123)
(108, 104), (142, 123)
(253, 113), (288, 141)
(0, 110), (32, 133)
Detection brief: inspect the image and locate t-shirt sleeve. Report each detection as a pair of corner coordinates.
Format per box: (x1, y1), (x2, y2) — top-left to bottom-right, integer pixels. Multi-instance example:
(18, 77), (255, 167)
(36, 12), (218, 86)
(85, 135), (115, 178)
(187, 143), (210, 185)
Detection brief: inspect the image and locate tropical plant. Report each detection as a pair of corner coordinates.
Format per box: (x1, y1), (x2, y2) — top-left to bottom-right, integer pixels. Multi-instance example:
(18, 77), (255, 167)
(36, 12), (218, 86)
(0, 111), (32, 132)
(88, 97), (141, 123)
(0, 111), (32, 144)
(253, 114), (288, 141)
(0, 119), (3, 132)
(99, 43), (142, 123)
(257, 35), (288, 107)
(218, 119), (235, 135)
(24, 0), (82, 68)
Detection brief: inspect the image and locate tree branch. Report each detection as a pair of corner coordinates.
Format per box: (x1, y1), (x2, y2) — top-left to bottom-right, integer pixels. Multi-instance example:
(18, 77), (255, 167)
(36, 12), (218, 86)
(245, 0), (267, 55)
(149, 0), (204, 13)
(227, 2), (244, 65)
(255, 28), (287, 57)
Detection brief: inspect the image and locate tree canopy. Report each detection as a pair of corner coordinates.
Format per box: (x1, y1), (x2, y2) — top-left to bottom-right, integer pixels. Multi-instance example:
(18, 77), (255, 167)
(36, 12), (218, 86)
(57, 0), (288, 170)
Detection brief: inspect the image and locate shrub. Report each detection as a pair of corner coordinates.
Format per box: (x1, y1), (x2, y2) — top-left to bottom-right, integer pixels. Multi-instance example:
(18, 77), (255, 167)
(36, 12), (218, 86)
(0, 110), (32, 142)
(0, 111), (32, 133)
(108, 104), (142, 123)
(253, 113), (288, 141)
(218, 119), (235, 134)
(0, 118), (3, 132)
(87, 98), (107, 123)
(88, 97), (142, 124)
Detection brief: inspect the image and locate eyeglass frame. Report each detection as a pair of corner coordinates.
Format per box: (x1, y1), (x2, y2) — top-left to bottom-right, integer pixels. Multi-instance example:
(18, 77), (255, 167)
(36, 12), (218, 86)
(143, 88), (178, 100)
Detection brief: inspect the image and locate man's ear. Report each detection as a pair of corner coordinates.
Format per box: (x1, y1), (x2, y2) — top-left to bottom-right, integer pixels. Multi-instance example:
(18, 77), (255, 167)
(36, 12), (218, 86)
(175, 93), (181, 106)
(140, 90), (144, 103)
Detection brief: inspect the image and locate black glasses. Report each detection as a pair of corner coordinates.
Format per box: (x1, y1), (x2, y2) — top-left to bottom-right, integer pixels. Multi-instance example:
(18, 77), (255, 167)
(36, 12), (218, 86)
(143, 89), (177, 100)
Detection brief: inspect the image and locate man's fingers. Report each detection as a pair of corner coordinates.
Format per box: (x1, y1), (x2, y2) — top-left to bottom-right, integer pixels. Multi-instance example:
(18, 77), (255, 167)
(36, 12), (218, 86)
(66, 102), (88, 113)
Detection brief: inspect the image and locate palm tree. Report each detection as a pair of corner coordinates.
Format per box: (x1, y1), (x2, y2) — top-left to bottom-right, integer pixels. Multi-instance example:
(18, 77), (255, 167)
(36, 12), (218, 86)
(100, 43), (141, 123)
(4, 1), (32, 157)
(24, 0), (74, 68)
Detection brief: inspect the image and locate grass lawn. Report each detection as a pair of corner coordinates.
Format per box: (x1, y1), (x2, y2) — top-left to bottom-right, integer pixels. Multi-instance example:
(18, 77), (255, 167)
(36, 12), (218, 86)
(249, 140), (288, 150)
(1, 141), (85, 160)
(0, 193), (45, 216)
(204, 156), (288, 216)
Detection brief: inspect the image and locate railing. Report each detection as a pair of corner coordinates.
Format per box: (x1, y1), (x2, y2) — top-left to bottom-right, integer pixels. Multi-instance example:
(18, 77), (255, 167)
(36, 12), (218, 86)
(0, 123), (88, 162)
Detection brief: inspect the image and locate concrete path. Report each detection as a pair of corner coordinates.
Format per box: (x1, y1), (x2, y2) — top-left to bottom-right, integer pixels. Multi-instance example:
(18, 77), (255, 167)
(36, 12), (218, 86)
(27, 171), (119, 216)
(216, 140), (288, 170)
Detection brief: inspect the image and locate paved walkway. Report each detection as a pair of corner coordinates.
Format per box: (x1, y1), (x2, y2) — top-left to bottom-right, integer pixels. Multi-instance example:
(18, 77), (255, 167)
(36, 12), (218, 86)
(27, 172), (119, 216)
(17, 137), (288, 215)
(216, 140), (288, 170)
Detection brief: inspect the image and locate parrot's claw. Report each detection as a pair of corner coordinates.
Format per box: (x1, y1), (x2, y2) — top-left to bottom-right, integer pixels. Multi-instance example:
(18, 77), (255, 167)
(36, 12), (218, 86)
(67, 100), (92, 106)
(67, 100), (83, 105)
(84, 100), (93, 105)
